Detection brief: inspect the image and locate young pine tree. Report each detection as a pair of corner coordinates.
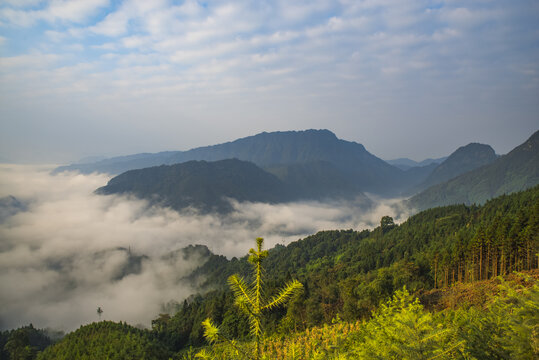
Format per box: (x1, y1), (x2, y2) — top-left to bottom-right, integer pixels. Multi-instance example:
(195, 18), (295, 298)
(199, 237), (303, 360)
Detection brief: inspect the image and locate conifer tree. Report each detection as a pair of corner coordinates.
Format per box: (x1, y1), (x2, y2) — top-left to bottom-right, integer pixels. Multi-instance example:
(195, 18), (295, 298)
(200, 237), (303, 359)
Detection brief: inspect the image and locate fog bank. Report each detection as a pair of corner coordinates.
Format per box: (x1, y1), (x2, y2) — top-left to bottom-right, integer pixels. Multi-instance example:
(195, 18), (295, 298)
(0, 165), (410, 331)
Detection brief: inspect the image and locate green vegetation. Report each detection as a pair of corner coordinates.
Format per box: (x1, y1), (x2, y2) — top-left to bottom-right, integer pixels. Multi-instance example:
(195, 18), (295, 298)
(2, 185), (537, 359)
(188, 275), (539, 359)
(198, 237), (302, 359)
(96, 159), (294, 213)
(417, 142), (497, 191)
(410, 130), (539, 209)
(0, 325), (54, 360)
(157, 185), (538, 350)
(36, 321), (169, 360)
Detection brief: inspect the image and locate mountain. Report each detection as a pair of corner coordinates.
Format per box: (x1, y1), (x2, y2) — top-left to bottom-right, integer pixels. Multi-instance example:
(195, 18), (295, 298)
(409, 130), (539, 210)
(401, 162), (440, 188)
(96, 158), (372, 213)
(417, 143), (497, 190)
(264, 160), (369, 199)
(96, 159), (295, 213)
(58, 129), (408, 195)
(386, 156), (447, 170)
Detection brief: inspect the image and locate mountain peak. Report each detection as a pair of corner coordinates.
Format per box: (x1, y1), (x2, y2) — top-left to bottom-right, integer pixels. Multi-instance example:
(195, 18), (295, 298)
(249, 129), (338, 143)
(410, 130), (539, 209)
(452, 142), (495, 156)
(418, 142), (497, 190)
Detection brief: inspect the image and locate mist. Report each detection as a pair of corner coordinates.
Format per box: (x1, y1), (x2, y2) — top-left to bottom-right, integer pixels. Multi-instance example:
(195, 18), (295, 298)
(0, 164), (411, 332)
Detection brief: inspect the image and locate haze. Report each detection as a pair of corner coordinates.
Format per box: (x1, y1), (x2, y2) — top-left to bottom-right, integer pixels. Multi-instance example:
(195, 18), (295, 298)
(0, 165), (409, 331)
(1, 0), (538, 163)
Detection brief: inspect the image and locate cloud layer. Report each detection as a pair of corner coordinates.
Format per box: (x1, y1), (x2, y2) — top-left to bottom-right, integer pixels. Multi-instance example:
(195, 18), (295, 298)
(0, 1), (538, 162)
(0, 165), (409, 331)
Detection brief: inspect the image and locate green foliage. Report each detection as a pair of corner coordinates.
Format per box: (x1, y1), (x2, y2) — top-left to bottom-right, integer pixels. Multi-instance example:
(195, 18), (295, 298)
(194, 277), (537, 359)
(0, 325), (54, 360)
(199, 237), (303, 360)
(2, 186), (536, 359)
(36, 321), (170, 360)
(348, 288), (462, 359)
(380, 215), (396, 232)
(157, 186), (538, 350)
(446, 275), (539, 359)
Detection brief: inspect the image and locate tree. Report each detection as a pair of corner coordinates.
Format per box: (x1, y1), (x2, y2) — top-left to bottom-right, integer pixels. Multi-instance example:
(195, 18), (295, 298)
(200, 237), (303, 360)
(351, 287), (463, 359)
(381, 216), (395, 233)
(4, 329), (35, 360)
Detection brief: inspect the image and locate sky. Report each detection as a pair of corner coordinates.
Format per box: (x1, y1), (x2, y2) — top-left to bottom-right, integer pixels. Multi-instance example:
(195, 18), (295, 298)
(0, 0), (538, 163)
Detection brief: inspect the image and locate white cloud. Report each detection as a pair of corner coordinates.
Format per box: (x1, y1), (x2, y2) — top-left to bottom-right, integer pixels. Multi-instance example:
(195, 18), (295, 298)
(0, 53), (60, 70)
(90, 9), (129, 36)
(1, 0), (44, 7)
(0, 0), (537, 162)
(45, 0), (110, 23)
(0, 165), (408, 331)
(0, 0), (109, 26)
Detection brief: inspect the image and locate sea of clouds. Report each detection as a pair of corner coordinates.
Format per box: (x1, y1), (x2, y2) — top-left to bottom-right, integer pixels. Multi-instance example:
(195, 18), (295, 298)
(0, 164), (410, 331)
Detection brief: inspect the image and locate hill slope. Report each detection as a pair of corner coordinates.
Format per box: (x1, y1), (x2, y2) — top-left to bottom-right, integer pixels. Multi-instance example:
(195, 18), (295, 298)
(264, 160), (369, 199)
(160, 185), (538, 351)
(409, 130), (539, 210)
(96, 159), (298, 213)
(417, 143), (497, 190)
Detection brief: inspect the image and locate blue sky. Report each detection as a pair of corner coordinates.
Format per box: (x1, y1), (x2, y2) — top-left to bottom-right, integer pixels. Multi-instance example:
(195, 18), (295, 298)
(0, 0), (538, 163)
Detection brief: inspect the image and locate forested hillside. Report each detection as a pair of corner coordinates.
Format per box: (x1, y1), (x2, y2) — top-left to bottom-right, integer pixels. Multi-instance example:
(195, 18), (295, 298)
(2, 186), (537, 359)
(416, 143), (497, 191)
(410, 130), (539, 209)
(36, 322), (170, 360)
(154, 185), (538, 352)
(96, 158), (371, 213)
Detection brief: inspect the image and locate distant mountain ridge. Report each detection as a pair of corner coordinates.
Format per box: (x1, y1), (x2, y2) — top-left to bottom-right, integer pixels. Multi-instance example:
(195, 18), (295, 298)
(409, 130), (539, 210)
(59, 129), (534, 208)
(96, 158), (372, 213)
(60, 129), (409, 195)
(96, 159), (292, 213)
(386, 157), (447, 170)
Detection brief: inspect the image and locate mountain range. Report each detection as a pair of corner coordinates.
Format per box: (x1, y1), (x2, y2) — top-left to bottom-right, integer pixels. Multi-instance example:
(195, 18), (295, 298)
(59, 130), (408, 195)
(55, 129), (539, 213)
(409, 130), (539, 210)
(98, 159), (323, 213)
(385, 157), (447, 170)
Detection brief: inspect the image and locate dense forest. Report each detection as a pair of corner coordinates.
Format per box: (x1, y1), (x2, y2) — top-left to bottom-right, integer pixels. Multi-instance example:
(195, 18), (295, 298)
(2, 185), (538, 359)
(155, 185), (538, 351)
